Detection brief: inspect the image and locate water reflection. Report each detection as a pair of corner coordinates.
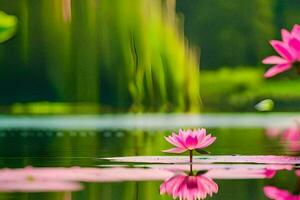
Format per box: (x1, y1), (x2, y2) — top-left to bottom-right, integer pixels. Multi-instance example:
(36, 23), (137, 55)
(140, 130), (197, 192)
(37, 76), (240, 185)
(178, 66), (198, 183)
(282, 127), (300, 152)
(266, 123), (300, 153)
(0, 162), (293, 200)
(0, 166), (84, 192)
(160, 174), (218, 200)
(264, 170), (300, 200)
(157, 162), (291, 200)
(0, 166), (173, 192)
(0, 181), (81, 193)
(264, 186), (300, 200)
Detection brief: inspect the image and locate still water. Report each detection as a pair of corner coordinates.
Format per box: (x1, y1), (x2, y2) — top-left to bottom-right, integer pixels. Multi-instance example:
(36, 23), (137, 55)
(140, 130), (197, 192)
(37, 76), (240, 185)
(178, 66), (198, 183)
(0, 114), (299, 200)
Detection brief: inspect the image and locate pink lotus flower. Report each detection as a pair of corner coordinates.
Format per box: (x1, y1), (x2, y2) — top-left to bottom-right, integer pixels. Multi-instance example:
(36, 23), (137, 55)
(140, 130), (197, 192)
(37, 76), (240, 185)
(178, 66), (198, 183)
(163, 129), (216, 154)
(264, 186), (300, 200)
(160, 174), (218, 200)
(263, 24), (300, 78)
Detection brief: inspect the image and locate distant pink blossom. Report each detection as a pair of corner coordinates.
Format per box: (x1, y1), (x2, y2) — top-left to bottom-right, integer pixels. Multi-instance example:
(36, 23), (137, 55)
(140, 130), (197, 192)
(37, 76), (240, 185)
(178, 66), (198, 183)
(263, 24), (300, 78)
(264, 186), (300, 200)
(160, 174), (218, 200)
(162, 129), (216, 153)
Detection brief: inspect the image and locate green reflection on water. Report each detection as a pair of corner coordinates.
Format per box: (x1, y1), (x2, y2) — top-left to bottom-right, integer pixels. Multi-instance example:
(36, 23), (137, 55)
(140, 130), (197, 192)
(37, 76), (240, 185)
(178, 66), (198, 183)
(0, 127), (285, 167)
(0, 128), (292, 200)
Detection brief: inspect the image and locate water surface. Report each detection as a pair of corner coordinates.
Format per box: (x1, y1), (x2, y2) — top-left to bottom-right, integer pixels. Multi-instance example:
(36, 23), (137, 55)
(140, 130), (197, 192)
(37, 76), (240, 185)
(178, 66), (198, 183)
(0, 114), (299, 200)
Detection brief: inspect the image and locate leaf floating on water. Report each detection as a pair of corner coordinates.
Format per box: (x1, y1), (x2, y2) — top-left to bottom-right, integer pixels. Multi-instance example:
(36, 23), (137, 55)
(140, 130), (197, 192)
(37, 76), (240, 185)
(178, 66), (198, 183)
(255, 99), (274, 112)
(195, 149), (210, 154)
(102, 156), (300, 164)
(196, 170), (208, 176)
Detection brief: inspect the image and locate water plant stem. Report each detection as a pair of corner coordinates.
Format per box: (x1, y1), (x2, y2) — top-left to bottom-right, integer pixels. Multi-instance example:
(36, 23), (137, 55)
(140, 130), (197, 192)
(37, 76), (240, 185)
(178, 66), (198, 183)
(189, 150), (193, 163)
(189, 150), (193, 173)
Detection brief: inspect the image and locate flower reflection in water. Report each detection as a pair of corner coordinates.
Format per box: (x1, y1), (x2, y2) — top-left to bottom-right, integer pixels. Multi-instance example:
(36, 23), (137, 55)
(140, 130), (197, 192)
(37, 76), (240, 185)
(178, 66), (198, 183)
(0, 161), (293, 199)
(264, 186), (300, 200)
(160, 173), (218, 200)
(266, 124), (300, 153)
(282, 127), (300, 152)
(264, 170), (300, 200)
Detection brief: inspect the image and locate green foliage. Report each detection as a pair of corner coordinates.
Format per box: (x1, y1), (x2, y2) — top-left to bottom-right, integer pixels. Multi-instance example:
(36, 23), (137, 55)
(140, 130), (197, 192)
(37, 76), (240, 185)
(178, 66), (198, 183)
(0, 0), (200, 112)
(176, 0), (276, 68)
(201, 67), (300, 112)
(0, 11), (17, 43)
(276, 0), (300, 30)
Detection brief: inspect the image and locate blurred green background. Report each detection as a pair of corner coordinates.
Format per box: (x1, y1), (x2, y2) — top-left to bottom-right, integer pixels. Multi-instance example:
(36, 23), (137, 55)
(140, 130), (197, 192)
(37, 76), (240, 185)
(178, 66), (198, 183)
(0, 0), (300, 113)
(0, 1), (299, 200)
(0, 0), (200, 114)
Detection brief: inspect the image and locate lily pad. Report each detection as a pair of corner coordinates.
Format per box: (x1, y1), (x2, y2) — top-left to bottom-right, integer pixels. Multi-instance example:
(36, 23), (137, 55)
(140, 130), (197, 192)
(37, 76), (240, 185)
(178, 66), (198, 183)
(195, 149), (210, 154)
(103, 155), (300, 164)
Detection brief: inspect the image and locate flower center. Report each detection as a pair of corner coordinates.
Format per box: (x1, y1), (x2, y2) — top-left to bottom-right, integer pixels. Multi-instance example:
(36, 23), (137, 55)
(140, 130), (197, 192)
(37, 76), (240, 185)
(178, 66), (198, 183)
(186, 136), (198, 149)
(26, 175), (35, 182)
(186, 177), (198, 189)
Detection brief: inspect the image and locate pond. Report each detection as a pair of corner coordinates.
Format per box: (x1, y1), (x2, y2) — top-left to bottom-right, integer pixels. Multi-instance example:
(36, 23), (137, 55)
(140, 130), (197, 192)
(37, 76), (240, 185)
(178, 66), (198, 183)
(0, 113), (299, 200)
